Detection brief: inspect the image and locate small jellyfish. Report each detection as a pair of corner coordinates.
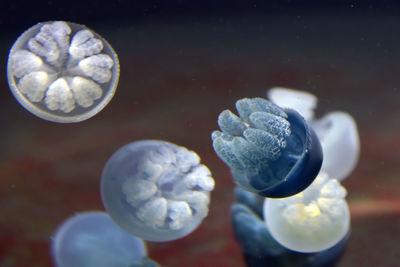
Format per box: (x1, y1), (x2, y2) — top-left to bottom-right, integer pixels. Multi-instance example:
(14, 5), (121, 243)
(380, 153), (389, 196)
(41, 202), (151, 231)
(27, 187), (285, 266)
(51, 211), (159, 267)
(212, 97), (323, 198)
(7, 21), (119, 123)
(263, 173), (350, 253)
(312, 112), (360, 181)
(100, 140), (215, 242)
(267, 87), (318, 122)
(266, 87), (360, 181)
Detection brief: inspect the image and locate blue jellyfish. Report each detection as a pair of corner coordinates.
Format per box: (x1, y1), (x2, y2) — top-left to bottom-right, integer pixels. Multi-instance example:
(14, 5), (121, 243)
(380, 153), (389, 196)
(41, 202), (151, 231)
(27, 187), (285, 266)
(7, 21), (119, 123)
(51, 211), (159, 267)
(232, 185), (349, 267)
(100, 140), (215, 242)
(212, 97), (323, 198)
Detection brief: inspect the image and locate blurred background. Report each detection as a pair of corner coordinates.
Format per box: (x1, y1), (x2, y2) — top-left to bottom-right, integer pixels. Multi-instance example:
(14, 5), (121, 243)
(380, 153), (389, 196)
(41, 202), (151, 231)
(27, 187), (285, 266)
(1, 1), (400, 266)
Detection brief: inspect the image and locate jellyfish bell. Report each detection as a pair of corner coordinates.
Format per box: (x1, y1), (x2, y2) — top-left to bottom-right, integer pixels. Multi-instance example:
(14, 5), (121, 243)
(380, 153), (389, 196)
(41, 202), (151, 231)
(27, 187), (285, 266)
(212, 97), (322, 198)
(51, 211), (157, 267)
(267, 87), (318, 122)
(312, 111), (360, 181)
(266, 87), (360, 181)
(7, 21), (119, 123)
(101, 140), (215, 242)
(263, 173), (350, 253)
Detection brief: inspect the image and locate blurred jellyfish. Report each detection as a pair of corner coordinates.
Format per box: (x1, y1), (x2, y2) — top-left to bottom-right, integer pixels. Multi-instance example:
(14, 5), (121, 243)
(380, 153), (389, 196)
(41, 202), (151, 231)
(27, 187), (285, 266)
(51, 211), (159, 267)
(101, 140), (215, 242)
(7, 21), (119, 123)
(212, 97), (322, 198)
(267, 87), (360, 181)
(267, 87), (317, 122)
(263, 173), (350, 253)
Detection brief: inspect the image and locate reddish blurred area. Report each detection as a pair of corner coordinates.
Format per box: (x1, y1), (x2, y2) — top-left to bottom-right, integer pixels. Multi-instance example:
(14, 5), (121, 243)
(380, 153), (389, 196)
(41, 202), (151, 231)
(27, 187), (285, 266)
(1, 14), (400, 267)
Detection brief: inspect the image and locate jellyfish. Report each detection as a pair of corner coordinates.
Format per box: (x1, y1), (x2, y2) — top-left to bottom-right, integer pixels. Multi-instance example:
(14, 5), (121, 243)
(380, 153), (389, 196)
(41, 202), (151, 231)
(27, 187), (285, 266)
(231, 187), (349, 267)
(212, 97), (323, 198)
(263, 172), (350, 253)
(100, 140), (215, 242)
(7, 21), (119, 123)
(51, 211), (159, 267)
(267, 87), (360, 181)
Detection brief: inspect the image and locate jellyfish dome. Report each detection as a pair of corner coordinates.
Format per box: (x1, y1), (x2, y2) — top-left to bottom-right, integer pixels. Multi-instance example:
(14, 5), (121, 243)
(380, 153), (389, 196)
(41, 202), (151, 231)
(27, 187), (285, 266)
(312, 112), (360, 181)
(51, 211), (159, 267)
(263, 173), (350, 253)
(212, 97), (322, 198)
(7, 21), (119, 123)
(101, 140), (215, 242)
(266, 87), (360, 181)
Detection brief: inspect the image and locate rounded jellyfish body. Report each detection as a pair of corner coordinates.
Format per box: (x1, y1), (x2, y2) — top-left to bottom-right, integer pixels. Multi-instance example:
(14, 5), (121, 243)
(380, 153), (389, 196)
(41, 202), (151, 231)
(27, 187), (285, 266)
(101, 140), (215, 242)
(7, 21), (119, 123)
(51, 211), (158, 267)
(312, 111), (360, 181)
(266, 87), (360, 181)
(263, 173), (350, 253)
(212, 97), (322, 198)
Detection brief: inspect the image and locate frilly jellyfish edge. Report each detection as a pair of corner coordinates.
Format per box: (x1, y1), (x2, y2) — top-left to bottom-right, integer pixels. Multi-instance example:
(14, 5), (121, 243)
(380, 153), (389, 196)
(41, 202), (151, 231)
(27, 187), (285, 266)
(212, 97), (323, 198)
(263, 174), (350, 253)
(7, 21), (120, 123)
(101, 140), (215, 242)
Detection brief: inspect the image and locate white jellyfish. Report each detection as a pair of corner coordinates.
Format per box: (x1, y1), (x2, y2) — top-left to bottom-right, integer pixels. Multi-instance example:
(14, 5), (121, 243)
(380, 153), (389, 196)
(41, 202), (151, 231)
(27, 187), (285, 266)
(263, 172), (350, 253)
(267, 87), (360, 181)
(7, 21), (120, 123)
(100, 140), (215, 242)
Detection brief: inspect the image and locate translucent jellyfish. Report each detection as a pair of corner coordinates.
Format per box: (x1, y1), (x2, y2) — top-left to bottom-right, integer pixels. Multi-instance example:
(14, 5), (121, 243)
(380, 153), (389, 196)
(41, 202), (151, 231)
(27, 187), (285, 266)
(231, 187), (349, 266)
(212, 97), (323, 198)
(101, 140), (215, 242)
(312, 112), (360, 181)
(263, 173), (350, 253)
(51, 211), (159, 267)
(7, 21), (119, 123)
(267, 87), (317, 122)
(266, 87), (360, 181)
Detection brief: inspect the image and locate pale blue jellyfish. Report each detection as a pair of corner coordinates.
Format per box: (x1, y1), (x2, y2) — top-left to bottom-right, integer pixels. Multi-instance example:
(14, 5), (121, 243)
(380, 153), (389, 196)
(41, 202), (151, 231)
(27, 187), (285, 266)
(267, 87), (360, 181)
(101, 140), (215, 242)
(212, 97), (323, 198)
(263, 173), (350, 253)
(51, 211), (159, 267)
(7, 21), (119, 123)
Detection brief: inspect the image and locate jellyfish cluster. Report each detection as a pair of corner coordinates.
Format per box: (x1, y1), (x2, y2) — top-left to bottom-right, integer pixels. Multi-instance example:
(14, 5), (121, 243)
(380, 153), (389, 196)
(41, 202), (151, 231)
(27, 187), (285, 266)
(7, 21), (119, 123)
(6, 21), (360, 267)
(225, 87), (359, 266)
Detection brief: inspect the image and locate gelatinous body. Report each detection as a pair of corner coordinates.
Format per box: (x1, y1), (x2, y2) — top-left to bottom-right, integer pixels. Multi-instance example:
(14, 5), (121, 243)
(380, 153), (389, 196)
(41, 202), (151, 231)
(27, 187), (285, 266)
(101, 140), (215, 242)
(312, 112), (360, 181)
(51, 211), (159, 267)
(7, 21), (119, 123)
(267, 87), (317, 121)
(263, 173), (350, 253)
(266, 87), (360, 181)
(212, 97), (322, 198)
(231, 188), (349, 266)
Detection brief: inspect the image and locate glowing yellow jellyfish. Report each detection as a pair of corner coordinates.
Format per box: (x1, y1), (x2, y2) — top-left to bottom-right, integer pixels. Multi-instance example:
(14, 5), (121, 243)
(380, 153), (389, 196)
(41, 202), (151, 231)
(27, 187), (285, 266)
(7, 21), (119, 123)
(263, 172), (350, 253)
